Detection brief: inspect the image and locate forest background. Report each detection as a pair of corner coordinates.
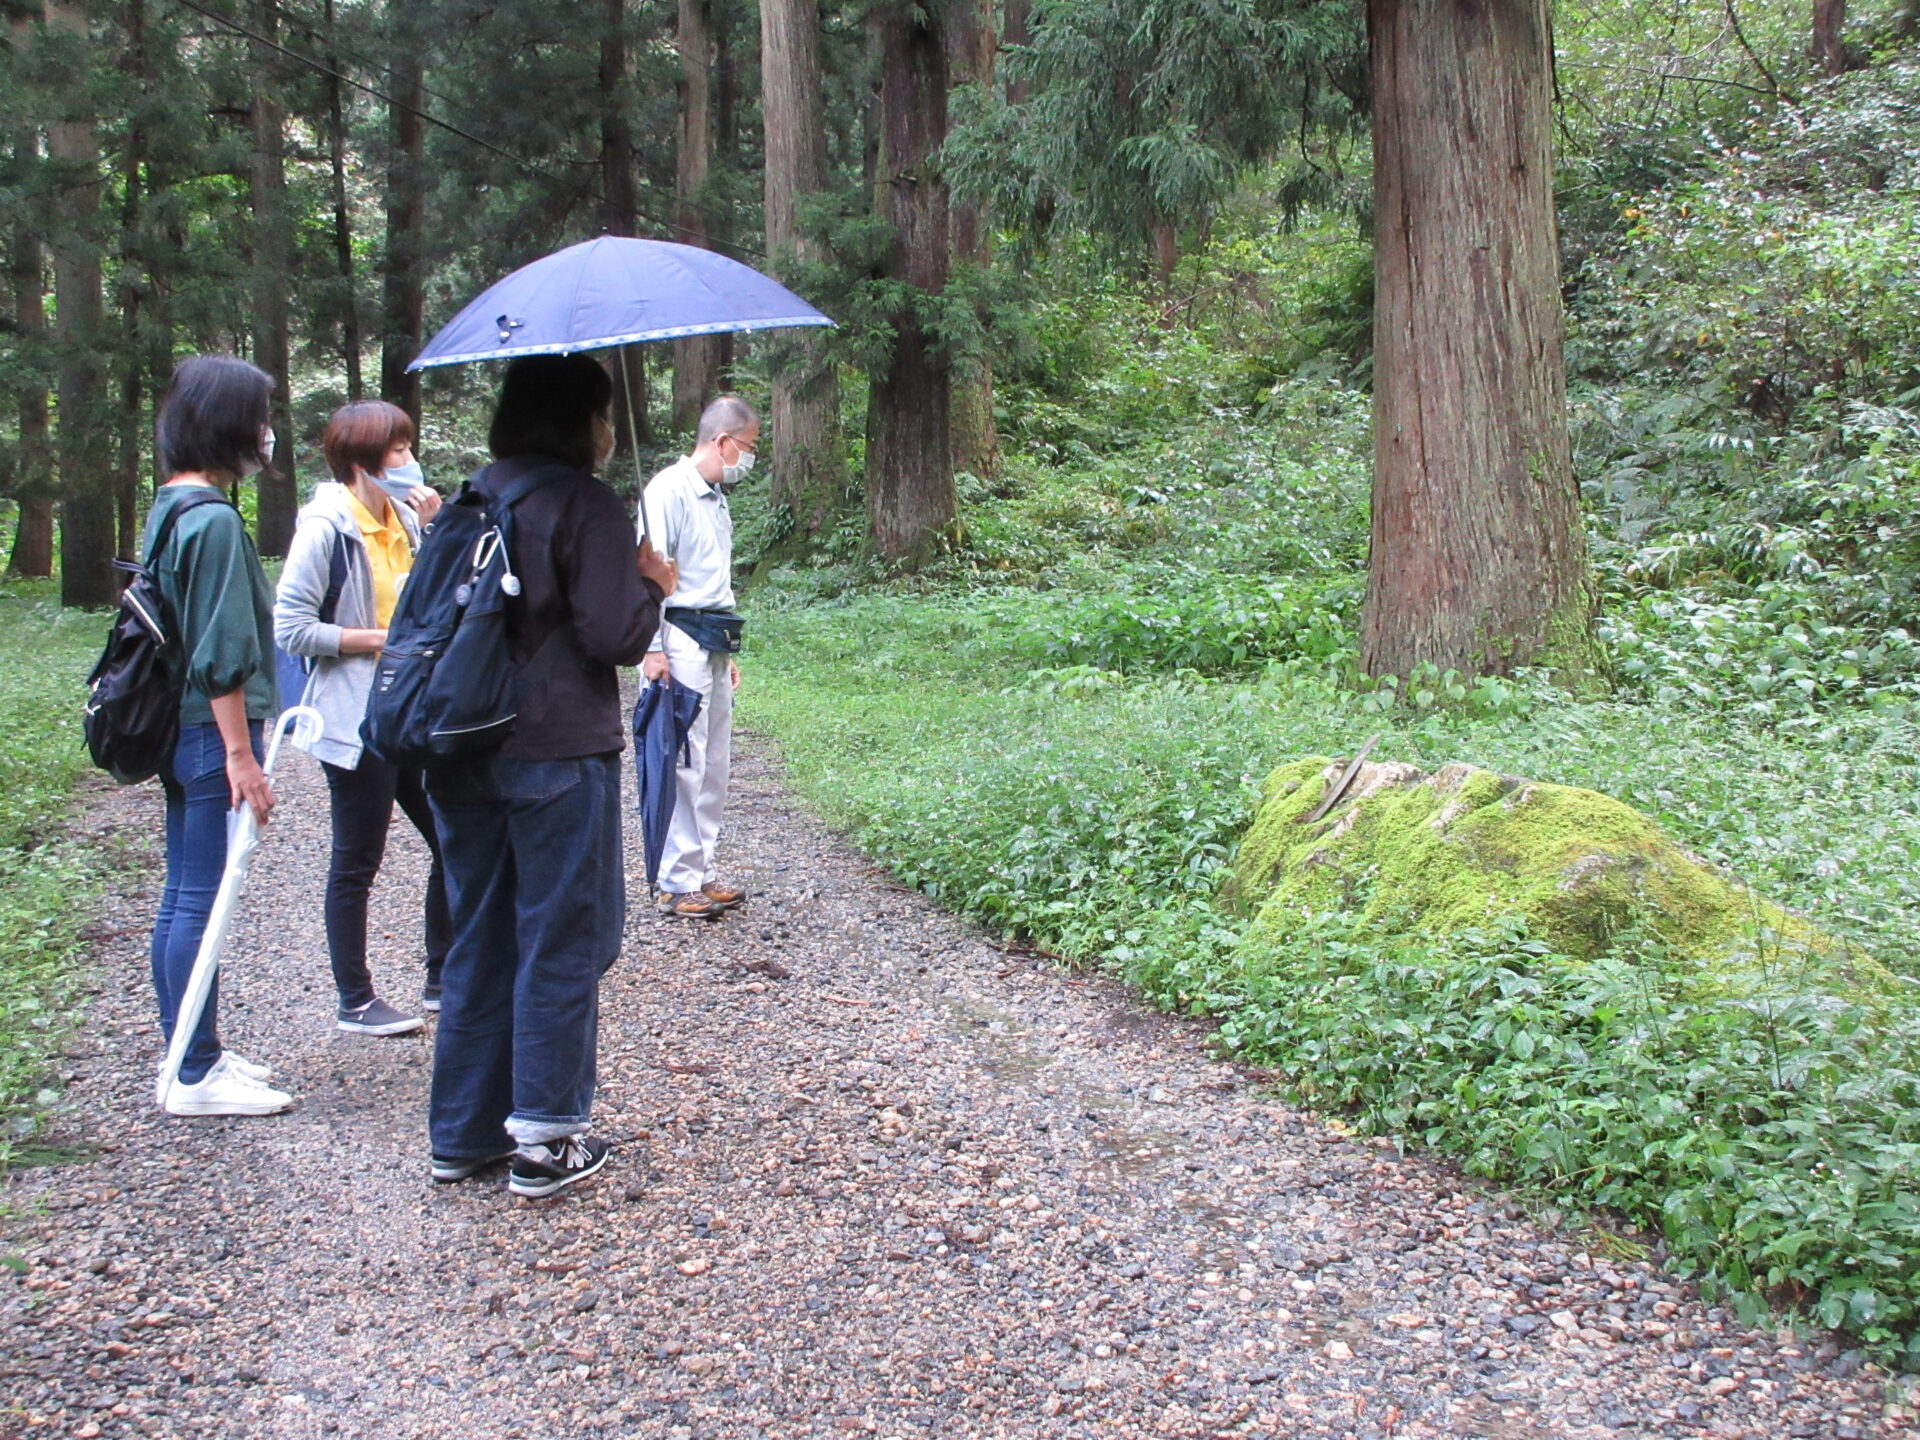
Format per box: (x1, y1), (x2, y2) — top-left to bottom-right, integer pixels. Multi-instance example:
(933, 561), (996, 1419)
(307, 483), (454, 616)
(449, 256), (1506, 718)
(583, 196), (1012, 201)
(4, 0), (1920, 1365)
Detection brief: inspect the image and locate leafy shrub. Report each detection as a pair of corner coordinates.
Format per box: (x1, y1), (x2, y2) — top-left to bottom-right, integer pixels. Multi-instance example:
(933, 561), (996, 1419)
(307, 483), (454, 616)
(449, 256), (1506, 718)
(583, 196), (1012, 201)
(1214, 915), (1920, 1361)
(1020, 570), (1357, 674)
(1602, 583), (1920, 722)
(0, 587), (109, 1162)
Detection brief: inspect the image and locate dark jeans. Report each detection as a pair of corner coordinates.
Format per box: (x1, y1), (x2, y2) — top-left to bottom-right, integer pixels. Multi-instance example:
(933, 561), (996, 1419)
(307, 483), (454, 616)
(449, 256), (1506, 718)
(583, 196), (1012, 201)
(151, 719), (262, 1086)
(321, 755), (451, 1009)
(425, 752), (624, 1158)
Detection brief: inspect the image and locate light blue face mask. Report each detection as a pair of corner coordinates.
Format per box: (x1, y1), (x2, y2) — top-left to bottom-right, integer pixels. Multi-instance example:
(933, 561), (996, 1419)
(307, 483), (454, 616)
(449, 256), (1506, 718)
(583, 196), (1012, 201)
(375, 457), (425, 504)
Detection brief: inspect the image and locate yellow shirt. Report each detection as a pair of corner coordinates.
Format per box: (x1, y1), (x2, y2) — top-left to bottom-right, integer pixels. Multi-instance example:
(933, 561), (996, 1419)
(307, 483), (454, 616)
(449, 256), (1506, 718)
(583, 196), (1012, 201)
(344, 487), (412, 628)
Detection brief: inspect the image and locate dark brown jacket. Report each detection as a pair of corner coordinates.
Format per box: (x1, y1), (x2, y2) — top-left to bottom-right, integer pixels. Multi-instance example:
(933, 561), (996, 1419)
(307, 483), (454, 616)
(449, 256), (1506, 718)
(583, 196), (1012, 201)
(476, 456), (663, 761)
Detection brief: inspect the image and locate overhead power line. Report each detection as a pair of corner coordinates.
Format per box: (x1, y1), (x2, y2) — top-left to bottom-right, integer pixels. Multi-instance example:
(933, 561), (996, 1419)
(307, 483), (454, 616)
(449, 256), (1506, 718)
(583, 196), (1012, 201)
(166, 0), (761, 259)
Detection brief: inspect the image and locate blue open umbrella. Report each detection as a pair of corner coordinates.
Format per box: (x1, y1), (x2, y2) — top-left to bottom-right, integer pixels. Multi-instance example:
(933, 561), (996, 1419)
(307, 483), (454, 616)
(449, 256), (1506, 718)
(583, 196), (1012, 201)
(632, 676), (705, 893)
(407, 236), (833, 371)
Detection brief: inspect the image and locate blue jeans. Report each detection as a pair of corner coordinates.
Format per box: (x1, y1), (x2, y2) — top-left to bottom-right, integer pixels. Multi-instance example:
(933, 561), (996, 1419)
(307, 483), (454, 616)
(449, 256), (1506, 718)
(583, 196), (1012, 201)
(151, 720), (262, 1086)
(425, 752), (625, 1157)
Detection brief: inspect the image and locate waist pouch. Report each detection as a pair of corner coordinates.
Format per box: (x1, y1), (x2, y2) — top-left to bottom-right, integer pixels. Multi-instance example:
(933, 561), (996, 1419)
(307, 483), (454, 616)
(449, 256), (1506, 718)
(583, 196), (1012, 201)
(665, 606), (744, 654)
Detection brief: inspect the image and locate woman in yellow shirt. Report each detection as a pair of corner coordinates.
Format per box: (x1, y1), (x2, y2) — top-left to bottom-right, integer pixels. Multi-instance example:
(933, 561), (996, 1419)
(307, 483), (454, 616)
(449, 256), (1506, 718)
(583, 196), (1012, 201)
(274, 401), (449, 1036)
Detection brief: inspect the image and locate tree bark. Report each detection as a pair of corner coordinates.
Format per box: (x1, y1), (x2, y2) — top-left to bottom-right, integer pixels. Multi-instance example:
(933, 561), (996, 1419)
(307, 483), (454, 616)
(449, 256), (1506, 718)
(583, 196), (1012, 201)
(1813, 0), (1848, 77)
(866, 2), (953, 570)
(946, 0), (999, 483)
(672, 0), (724, 437)
(380, 47), (426, 429)
(116, 0), (146, 564)
(600, 0), (650, 459)
(760, 0), (845, 545)
(47, 1), (114, 608)
(1002, 0), (1031, 105)
(7, 119), (53, 578)
(249, 0), (295, 556)
(324, 0), (361, 398)
(1360, 0), (1597, 682)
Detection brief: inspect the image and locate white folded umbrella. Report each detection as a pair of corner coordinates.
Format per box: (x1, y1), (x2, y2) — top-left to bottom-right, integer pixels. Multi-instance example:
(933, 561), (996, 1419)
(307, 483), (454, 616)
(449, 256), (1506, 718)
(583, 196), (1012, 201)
(154, 705), (323, 1106)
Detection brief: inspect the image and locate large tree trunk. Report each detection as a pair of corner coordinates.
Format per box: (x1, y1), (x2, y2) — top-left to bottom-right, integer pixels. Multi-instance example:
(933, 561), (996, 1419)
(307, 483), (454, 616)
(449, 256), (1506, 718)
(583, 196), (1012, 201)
(47, 1), (114, 608)
(671, 0), (725, 437)
(324, 0), (361, 398)
(866, 3), (953, 570)
(760, 0), (844, 545)
(1360, 0), (1597, 682)
(946, 0), (999, 483)
(7, 121), (53, 578)
(380, 48), (426, 429)
(600, 0), (650, 461)
(249, 0), (295, 556)
(1002, 0), (1031, 105)
(1813, 0), (1848, 76)
(116, 0), (148, 564)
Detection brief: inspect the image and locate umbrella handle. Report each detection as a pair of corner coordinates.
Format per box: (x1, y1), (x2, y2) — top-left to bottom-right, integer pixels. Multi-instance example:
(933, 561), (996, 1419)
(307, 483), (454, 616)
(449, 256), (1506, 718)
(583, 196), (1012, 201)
(152, 705), (323, 1107)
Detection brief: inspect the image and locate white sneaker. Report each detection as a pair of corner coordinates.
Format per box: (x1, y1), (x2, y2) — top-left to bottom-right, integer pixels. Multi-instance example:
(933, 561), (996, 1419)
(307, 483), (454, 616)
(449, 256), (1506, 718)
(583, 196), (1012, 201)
(164, 1055), (293, 1117)
(222, 1051), (274, 1083)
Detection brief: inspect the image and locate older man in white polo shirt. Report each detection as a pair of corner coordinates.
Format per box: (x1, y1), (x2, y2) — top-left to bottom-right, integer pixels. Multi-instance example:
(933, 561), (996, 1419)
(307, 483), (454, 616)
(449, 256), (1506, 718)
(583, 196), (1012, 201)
(640, 395), (757, 920)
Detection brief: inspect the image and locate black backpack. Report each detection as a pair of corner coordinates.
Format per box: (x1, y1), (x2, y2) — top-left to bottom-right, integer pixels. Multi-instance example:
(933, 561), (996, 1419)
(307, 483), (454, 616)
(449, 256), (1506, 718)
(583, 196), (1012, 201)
(360, 464), (561, 769)
(83, 491), (232, 784)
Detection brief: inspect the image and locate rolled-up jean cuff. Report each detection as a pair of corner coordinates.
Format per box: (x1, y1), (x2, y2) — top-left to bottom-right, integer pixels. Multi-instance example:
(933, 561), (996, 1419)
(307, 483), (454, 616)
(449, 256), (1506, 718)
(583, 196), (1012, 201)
(506, 1115), (589, 1145)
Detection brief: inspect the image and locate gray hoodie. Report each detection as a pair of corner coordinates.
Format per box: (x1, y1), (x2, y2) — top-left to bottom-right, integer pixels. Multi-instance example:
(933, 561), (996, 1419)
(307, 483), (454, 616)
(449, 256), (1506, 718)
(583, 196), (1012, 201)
(273, 481), (423, 769)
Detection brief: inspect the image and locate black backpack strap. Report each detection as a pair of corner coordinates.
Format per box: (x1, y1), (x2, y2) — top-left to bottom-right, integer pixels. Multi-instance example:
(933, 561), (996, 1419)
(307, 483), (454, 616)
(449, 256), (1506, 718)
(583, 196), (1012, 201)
(143, 490), (234, 569)
(317, 526), (350, 626)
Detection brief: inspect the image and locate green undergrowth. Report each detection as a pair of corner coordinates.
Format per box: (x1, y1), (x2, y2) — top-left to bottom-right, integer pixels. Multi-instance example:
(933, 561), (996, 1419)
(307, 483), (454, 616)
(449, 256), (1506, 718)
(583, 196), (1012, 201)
(741, 595), (1920, 1358)
(0, 581), (110, 1169)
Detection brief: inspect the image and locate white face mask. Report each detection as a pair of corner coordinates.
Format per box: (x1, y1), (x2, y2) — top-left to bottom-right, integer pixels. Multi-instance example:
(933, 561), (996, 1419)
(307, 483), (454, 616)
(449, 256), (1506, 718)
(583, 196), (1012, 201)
(719, 448), (755, 490)
(254, 425), (278, 474)
(376, 457), (425, 504)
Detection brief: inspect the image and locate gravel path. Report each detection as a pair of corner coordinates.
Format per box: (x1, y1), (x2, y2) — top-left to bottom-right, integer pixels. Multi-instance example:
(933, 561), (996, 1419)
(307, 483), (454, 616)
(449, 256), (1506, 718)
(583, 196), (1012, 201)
(3, 729), (1911, 1439)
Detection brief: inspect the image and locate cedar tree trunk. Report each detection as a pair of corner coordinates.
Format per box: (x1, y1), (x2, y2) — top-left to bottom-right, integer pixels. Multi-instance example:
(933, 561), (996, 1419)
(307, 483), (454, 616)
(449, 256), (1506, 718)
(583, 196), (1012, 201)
(866, 2), (952, 570)
(1360, 0), (1597, 682)
(48, 1), (114, 608)
(946, 0), (999, 482)
(672, 0), (724, 436)
(381, 49), (426, 428)
(600, 0), (650, 456)
(249, 0), (295, 556)
(1814, 0), (1848, 76)
(760, 0), (845, 543)
(325, 0), (362, 398)
(7, 123), (53, 577)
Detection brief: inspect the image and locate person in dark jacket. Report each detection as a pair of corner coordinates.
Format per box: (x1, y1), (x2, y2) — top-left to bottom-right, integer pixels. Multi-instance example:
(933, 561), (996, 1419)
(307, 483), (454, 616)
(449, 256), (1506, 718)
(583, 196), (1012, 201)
(426, 353), (674, 1197)
(146, 355), (292, 1117)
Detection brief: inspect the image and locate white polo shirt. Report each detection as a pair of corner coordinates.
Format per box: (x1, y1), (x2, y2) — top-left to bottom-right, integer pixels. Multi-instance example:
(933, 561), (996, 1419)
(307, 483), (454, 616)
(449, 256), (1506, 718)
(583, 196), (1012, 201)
(640, 456), (735, 651)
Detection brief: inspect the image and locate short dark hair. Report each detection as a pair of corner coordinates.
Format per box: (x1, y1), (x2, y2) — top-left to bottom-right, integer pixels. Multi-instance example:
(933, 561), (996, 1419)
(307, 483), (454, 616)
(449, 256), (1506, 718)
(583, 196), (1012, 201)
(487, 354), (613, 470)
(323, 400), (415, 484)
(154, 355), (273, 479)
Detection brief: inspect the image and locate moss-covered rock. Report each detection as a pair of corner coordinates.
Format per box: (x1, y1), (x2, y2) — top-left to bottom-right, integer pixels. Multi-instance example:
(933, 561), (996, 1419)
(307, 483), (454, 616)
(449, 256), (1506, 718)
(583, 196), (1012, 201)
(1231, 756), (1882, 990)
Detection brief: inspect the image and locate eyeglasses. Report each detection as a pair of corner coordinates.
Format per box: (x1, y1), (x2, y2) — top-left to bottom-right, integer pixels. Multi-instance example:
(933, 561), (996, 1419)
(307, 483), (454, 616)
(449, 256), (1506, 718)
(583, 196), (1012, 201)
(721, 432), (757, 455)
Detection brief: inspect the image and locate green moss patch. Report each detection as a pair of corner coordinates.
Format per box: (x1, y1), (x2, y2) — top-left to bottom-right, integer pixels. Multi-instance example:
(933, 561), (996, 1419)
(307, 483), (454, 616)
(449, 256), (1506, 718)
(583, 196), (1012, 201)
(1232, 757), (1882, 996)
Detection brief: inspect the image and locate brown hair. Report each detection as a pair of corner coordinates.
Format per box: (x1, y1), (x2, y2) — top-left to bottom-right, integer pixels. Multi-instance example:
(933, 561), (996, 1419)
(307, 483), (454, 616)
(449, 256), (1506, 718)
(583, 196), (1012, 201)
(323, 400), (415, 484)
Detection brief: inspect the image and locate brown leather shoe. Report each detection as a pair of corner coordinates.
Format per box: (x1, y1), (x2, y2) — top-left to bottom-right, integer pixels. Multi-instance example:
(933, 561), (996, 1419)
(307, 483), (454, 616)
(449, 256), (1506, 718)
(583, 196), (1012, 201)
(658, 890), (725, 920)
(700, 880), (747, 909)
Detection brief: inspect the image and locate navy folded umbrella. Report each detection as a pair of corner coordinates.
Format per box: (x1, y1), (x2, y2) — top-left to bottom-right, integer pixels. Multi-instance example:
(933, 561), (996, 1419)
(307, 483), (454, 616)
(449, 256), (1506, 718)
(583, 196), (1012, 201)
(408, 236), (833, 371)
(633, 676), (705, 892)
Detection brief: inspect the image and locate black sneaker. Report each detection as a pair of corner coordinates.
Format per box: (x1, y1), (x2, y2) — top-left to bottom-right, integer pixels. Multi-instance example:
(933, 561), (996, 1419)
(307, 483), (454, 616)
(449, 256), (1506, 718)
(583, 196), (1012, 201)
(421, 980), (443, 1014)
(508, 1136), (612, 1198)
(430, 1149), (516, 1183)
(337, 997), (425, 1035)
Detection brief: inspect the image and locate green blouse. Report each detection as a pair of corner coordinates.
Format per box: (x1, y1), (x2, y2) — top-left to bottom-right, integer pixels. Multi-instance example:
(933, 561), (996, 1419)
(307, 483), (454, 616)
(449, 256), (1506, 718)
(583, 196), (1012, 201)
(142, 484), (278, 724)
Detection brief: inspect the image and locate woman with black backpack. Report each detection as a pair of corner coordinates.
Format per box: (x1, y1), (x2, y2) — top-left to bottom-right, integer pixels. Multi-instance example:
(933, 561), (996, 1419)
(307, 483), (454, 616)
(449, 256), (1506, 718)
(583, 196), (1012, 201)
(275, 400), (450, 1041)
(145, 356), (292, 1117)
(423, 354), (673, 1197)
